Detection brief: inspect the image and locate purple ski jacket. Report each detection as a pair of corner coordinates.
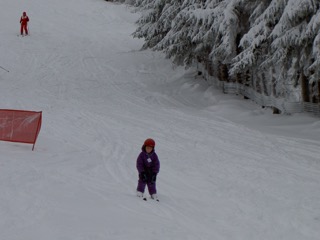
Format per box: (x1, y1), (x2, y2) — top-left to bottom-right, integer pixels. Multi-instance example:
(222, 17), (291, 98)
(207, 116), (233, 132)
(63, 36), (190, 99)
(136, 148), (160, 175)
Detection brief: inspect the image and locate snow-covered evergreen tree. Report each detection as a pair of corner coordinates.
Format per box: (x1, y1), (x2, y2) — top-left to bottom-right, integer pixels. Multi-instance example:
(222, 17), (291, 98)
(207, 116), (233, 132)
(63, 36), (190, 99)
(210, 0), (241, 65)
(154, 0), (215, 66)
(305, 2), (320, 101)
(132, 0), (157, 9)
(269, 0), (318, 100)
(132, 0), (174, 49)
(229, 0), (319, 100)
(228, 0), (284, 94)
(127, 0), (320, 103)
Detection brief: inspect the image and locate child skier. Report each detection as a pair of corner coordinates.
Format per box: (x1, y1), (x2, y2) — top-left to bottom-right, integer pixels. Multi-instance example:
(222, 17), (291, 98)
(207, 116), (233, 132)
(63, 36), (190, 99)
(20, 12), (29, 35)
(136, 138), (160, 200)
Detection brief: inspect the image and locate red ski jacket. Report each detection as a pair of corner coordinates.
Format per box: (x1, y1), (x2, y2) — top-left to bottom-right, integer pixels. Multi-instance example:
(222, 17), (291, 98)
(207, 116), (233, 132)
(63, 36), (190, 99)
(20, 15), (29, 25)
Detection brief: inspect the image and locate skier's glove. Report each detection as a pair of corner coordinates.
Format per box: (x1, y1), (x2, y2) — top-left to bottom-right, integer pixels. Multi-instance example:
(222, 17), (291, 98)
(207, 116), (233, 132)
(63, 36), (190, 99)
(139, 172), (147, 182)
(151, 173), (157, 183)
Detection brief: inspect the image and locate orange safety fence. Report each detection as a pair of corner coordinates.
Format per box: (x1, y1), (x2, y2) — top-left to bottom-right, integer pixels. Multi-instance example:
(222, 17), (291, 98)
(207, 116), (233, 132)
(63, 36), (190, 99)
(0, 109), (42, 150)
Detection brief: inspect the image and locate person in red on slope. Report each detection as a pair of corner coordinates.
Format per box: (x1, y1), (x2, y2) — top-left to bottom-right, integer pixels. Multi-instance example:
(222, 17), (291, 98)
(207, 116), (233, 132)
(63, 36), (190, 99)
(20, 12), (29, 35)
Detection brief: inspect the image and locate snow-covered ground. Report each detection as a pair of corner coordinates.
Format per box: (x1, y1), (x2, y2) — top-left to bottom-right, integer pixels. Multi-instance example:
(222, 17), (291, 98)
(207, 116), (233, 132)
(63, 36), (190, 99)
(0, 0), (319, 239)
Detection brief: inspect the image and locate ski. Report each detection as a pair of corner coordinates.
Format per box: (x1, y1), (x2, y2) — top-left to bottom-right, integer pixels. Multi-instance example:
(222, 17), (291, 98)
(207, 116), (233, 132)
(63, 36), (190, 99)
(139, 196), (159, 202)
(143, 197), (159, 201)
(137, 192), (159, 201)
(151, 194), (159, 202)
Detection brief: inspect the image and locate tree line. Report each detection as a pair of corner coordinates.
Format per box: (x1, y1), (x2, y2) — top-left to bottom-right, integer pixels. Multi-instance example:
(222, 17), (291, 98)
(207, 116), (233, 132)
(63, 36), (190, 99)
(114, 0), (320, 104)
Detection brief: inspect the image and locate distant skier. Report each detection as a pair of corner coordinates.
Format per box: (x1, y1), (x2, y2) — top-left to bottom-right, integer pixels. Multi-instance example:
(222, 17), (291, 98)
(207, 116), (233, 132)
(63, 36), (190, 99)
(136, 138), (160, 200)
(20, 12), (29, 35)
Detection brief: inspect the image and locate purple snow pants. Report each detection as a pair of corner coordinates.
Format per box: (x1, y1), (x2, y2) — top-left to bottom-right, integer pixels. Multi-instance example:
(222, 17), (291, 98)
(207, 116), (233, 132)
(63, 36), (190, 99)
(137, 179), (157, 195)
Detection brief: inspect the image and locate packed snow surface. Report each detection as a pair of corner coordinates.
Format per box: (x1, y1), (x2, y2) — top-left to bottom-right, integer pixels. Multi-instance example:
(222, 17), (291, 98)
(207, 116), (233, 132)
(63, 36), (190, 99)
(0, 0), (319, 239)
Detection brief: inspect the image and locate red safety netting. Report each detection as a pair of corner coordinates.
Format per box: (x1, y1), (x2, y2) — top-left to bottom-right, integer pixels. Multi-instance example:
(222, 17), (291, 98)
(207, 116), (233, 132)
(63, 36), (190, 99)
(0, 109), (42, 150)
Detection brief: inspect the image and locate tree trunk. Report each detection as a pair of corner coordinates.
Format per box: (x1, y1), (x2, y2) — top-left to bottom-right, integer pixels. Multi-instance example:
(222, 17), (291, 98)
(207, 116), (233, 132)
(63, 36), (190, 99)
(236, 72), (243, 84)
(318, 81), (320, 103)
(261, 72), (269, 96)
(271, 67), (277, 96)
(311, 81), (320, 103)
(219, 64), (229, 82)
(301, 72), (310, 102)
(206, 60), (214, 76)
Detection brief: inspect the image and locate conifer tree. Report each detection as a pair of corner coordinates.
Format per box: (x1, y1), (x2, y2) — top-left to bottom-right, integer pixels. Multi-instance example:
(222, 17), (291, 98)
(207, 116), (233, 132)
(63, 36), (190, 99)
(126, 0), (320, 103)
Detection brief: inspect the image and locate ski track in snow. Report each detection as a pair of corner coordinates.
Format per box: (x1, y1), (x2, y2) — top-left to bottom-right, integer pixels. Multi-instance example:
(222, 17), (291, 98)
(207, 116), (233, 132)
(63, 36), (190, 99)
(0, 0), (320, 240)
